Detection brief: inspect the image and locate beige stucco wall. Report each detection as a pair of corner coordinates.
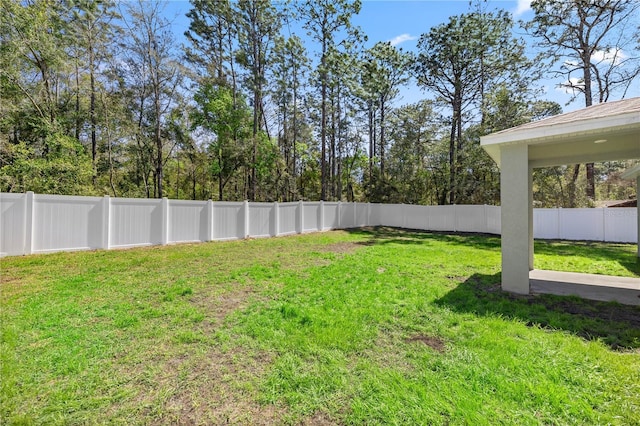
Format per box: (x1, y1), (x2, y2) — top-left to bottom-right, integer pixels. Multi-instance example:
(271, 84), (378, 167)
(500, 144), (532, 294)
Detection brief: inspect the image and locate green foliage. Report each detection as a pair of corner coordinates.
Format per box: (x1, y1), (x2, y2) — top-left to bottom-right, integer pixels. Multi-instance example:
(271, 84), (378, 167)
(383, 100), (445, 204)
(526, 0), (640, 105)
(1, 127), (93, 194)
(527, 0), (640, 202)
(414, 9), (535, 205)
(0, 0), (636, 205)
(192, 83), (252, 200)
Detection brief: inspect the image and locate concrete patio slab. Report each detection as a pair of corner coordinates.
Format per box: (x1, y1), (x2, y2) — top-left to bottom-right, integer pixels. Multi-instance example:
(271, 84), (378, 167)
(530, 269), (640, 306)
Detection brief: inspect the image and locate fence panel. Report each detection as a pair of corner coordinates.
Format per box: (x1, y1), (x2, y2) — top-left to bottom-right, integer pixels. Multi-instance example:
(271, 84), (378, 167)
(110, 198), (162, 248)
(249, 203), (274, 238)
(533, 209), (559, 240)
(379, 204), (400, 228)
(0, 193), (26, 256)
(486, 205), (501, 235)
(354, 203), (370, 227)
(368, 203), (381, 227)
(31, 194), (104, 253)
(455, 205), (487, 233)
(323, 202), (339, 230)
(213, 202), (245, 240)
(169, 200), (208, 243)
(303, 202), (321, 232)
(403, 204), (428, 230)
(278, 203), (298, 235)
(339, 203), (356, 228)
(604, 208), (636, 243)
(559, 208), (604, 241)
(429, 206), (456, 231)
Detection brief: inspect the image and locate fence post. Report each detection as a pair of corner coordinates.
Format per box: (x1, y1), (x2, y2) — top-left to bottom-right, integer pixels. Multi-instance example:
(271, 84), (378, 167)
(161, 197), (169, 245)
(483, 204), (488, 234)
(320, 200), (324, 231)
(273, 201), (279, 237)
(207, 200), (214, 241)
(337, 201), (342, 229)
(24, 191), (34, 255)
(557, 207), (561, 240)
(402, 203), (406, 229)
(244, 200), (250, 238)
(298, 200), (304, 234)
(102, 195), (111, 250)
(601, 207), (606, 242)
(453, 204), (457, 232)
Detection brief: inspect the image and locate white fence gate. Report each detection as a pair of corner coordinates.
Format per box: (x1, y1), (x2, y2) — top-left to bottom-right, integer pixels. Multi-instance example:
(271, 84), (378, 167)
(0, 192), (636, 257)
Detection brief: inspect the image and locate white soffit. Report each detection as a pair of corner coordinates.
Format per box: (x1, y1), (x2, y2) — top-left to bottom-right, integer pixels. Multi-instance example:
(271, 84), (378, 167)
(481, 97), (640, 168)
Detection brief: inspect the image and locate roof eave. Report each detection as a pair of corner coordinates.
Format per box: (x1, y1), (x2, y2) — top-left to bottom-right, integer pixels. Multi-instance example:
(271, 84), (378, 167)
(480, 111), (640, 147)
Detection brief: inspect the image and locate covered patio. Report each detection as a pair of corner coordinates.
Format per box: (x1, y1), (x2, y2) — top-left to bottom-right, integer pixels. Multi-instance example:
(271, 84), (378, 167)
(481, 97), (640, 305)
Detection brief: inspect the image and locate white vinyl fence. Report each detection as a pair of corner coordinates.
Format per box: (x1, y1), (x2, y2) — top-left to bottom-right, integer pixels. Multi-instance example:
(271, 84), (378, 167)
(0, 192), (636, 257)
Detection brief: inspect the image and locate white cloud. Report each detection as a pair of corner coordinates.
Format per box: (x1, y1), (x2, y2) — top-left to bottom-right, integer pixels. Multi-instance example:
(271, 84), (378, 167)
(513, 0), (532, 17)
(388, 33), (418, 46)
(591, 48), (627, 65)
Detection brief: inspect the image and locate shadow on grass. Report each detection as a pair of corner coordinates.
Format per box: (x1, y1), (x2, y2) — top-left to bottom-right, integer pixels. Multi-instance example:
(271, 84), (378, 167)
(346, 226), (501, 251)
(436, 273), (640, 350)
(535, 240), (640, 276)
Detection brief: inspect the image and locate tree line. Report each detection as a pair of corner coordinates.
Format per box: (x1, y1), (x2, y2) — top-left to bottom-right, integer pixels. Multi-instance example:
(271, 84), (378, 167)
(1, 0), (638, 207)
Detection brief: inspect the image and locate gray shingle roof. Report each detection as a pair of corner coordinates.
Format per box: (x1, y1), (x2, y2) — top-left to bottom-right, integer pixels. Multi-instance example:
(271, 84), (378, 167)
(489, 97), (640, 136)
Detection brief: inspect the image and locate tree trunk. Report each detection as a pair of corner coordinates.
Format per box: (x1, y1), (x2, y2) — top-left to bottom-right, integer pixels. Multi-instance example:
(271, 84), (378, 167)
(568, 164), (580, 207)
(320, 34), (328, 201)
(586, 163), (595, 200)
(380, 97), (385, 177)
(368, 104), (373, 181)
(448, 93), (462, 205)
(90, 44), (97, 187)
(582, 48), (595, 201)
(155, 89), (163, 198)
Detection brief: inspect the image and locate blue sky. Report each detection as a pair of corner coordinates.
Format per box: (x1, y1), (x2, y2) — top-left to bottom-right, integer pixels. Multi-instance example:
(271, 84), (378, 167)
(159, 0), (636, 112)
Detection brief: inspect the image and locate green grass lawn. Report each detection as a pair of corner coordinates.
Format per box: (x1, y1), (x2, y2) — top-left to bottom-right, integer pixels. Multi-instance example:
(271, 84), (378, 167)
(2, 228), (639, 425)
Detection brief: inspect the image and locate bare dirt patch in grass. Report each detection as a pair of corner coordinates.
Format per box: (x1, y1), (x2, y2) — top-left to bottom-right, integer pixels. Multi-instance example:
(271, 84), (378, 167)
(190, 287), (259, 323)
(405, 334), (447, 353)
(321, 242), (362, 254)
(276, 254), (333, 271)
(301, 411), (338, 425)
(159, 348), (285, 425)
(117, 342), (285, 424)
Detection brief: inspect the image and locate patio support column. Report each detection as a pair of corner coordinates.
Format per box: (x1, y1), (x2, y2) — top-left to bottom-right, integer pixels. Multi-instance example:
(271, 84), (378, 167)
(529, 164), (534, 269)
(500, 144), (531, 294)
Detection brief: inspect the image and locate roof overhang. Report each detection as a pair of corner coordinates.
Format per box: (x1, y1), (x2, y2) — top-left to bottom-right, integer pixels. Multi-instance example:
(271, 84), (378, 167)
(481, 98), (640, 168)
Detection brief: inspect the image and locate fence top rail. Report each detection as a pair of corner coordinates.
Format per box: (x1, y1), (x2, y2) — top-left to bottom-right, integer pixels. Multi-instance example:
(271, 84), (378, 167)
(213, 201), (245, 207)
(110, 197), (163, 205)
(0, 193), (25, 200)
(248, 202), (275, 208)
(169, 199), (207, 206)
(35, 193), (103, 202)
